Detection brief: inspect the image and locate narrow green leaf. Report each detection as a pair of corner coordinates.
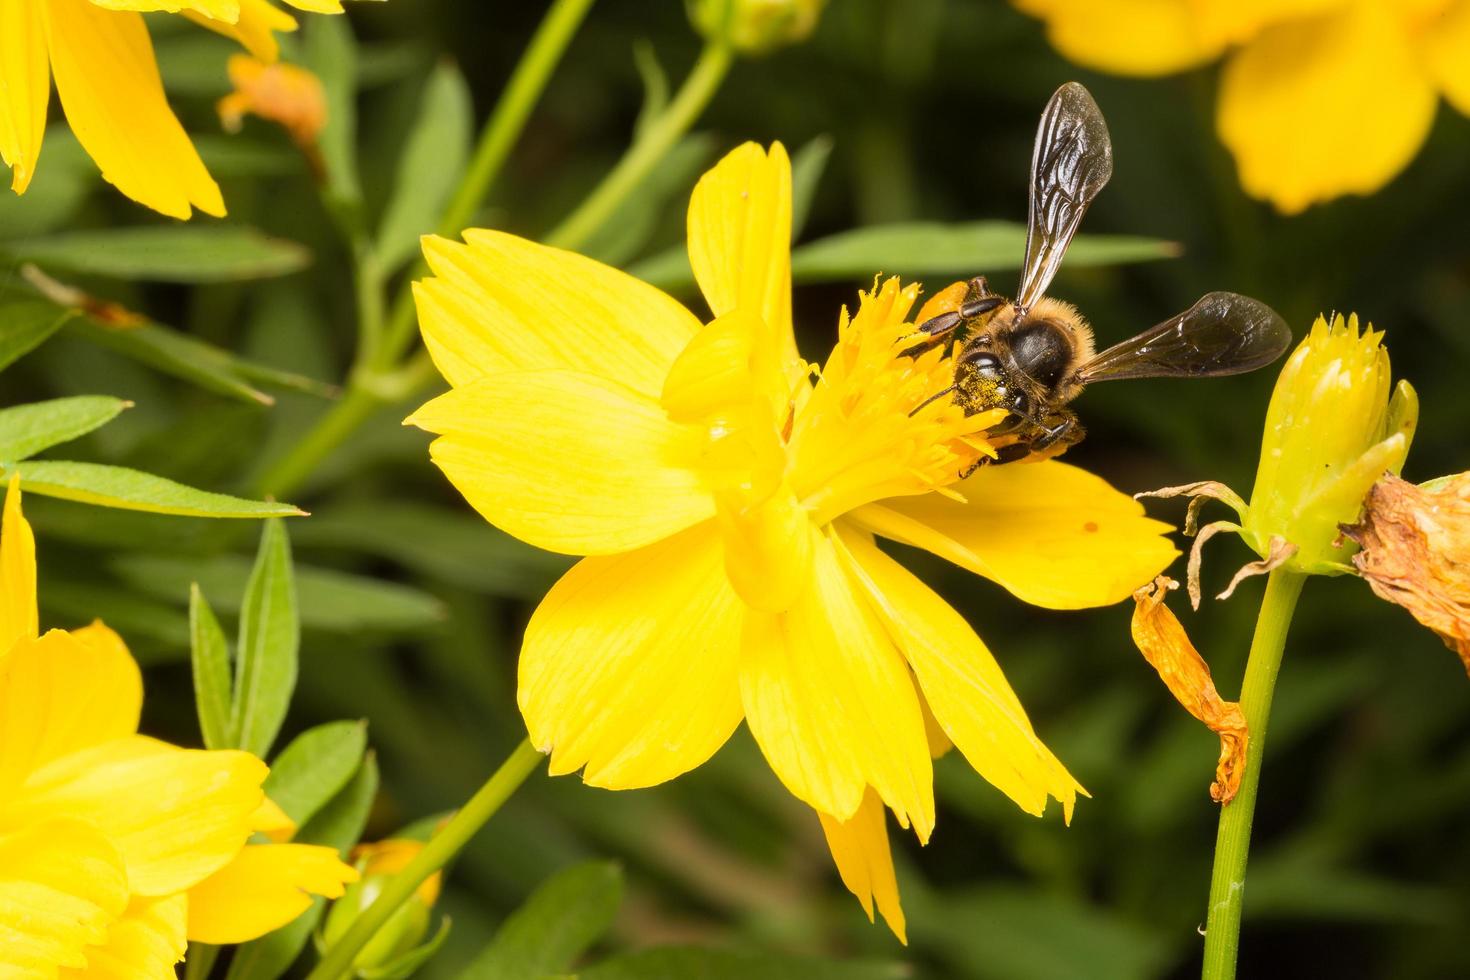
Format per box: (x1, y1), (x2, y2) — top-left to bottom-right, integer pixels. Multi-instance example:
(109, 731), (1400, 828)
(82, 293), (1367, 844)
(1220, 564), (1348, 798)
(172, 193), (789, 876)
(0, 396), (130, 462)
(4, 461), (304, 519)
(230, 519), (299, 758)
(190, 584), (233, 751)
(225, 753), (380, 980)
(304, 14), (361, 210)
(5, 227), (312, 283)
(0, 297), (75, 372)
(790, 134), (833, 241)
(41, 580), (191, 653)
(788, 221), (1181, 282)
(262, 720), (368, 827)
(459, 861), (623, 980)
(110, 553), (445, 633)
(577, 948), (909, 980)
(377, 61), (472, 271)
(72, 317), (333, 406)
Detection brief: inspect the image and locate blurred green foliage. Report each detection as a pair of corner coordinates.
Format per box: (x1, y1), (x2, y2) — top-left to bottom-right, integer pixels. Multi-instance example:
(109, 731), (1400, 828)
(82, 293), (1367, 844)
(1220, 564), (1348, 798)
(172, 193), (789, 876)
(3, 1), (1470, 977)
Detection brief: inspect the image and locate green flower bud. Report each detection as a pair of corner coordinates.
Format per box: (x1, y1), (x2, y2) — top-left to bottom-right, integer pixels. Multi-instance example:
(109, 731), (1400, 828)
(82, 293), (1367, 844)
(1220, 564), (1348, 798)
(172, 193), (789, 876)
(689, 0), (825, 55)
(320, 839), (443, 976)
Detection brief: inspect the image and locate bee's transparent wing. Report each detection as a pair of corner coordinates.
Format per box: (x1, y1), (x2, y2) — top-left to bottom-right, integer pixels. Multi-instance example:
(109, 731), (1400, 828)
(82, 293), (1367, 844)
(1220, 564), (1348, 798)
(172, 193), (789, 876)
(1016, 82), (1114, 310)
(1076, 292), (1291, 384)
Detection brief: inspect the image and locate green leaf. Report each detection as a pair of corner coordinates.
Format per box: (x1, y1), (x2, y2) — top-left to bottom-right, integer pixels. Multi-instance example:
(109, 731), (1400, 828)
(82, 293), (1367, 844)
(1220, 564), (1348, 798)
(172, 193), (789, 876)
(230, 519), (299, 758)
(41, 580), (191, 655)
(71, 317), (333, 406)
(0, 297), (76, 372)
(788, 221), (1180, 282)
(377, 61), (472, 272)
(0, 396), (130, 462)
(790, 134), (833, 241)
(1245, 857), (1456, 925)
(4, 227), (312, 283)
(110, 553), (445, 633)
(226, 753), (380, 980)
(458, 861), (623, 980)
(631, 40), (669, 139)
(582, 135), (714, 267)
(0, 129), (95, 239)
(304, 13), (361, 210)
(3, 461), (304, 519)
(262, 720), (368, 827)
(577, 949), (908, 980)
(190, 584), (233, 751)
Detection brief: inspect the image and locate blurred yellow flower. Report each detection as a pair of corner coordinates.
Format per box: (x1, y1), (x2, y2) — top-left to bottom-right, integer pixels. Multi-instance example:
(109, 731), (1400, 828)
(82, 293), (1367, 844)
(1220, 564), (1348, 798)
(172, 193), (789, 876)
(1012, 0), (1470, 212)
(408, 142), (1177, 939)
(0, 477), (357, 973)
(218, 54), (328, 160)
(0, 0), (362, 218)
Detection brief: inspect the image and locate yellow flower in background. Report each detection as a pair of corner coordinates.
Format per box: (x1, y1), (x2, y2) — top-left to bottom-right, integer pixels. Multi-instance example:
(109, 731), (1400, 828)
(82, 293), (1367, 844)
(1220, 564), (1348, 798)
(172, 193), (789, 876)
(0, 0), (363, 218)
(1012, 0), (1470, 213)
(408, 142), (1177, 939)
(218, 54), (328, 156)
(0, 478), (357, 974)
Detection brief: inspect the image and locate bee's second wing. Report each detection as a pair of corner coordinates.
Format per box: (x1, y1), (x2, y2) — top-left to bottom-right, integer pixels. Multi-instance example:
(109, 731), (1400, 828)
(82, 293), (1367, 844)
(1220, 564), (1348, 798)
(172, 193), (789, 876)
(1016, 82), (1114, 310)
(1076, 292), (1291, 384)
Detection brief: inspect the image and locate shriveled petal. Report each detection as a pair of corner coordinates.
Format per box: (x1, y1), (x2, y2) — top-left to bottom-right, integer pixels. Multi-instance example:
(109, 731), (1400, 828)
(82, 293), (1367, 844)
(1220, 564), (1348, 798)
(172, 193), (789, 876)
(817, 789), (906, 944)
(58, 893), (187, 980)
(9, 736), (266, 896)
(186, 843), (358, 944)
(853, 461), (1177, 610)
(1425, 0), (1470, 115)
(0, 0), (49, 195)
(0, 475), (38, 652)
(43, 0), (225, 218)
(183, 0), (299, 62)
(0, 820), (128, 975)
(740, 525), (934, 837)
(416, 230), (700, 395)
(409, 370), (715, 556)
(0, 628), (142, 792)
(686, 142), (799, 381)
(1016, 0), (1228, 76)
(521, 524), (745, 788)
(835, 524), (1083, 819)
(1217, 2), (1438, 213)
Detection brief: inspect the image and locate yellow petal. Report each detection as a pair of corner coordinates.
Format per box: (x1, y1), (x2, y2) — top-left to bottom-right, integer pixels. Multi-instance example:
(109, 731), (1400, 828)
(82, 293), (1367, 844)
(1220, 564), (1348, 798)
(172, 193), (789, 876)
(0, 628), (142, 792)
(87, 0), (239, 18)
(1424, 0), (1470, 115)
(1217, 2), (1438, 214)
(1017, 0), (1228, 76)
(183, 0), (299, 62)
(0, 475), (38, 653)
(520, 524), (745, 788)
(416, 230), (701, 396)
(42, 0), (225, 219)
(852, 461), (1177, 610)
(409, 370), (715, 556)
(835, 523), (1083, 819)
(0, 819), (128, 974)
(186, 843), (358, 944)
(740, 525), (934, 837)
(686, 142), (799, 383)
(280, 0), (346, 11)
(0, 0), (49, 194)
(817, 788), (906, 944)
(250, 795), (296, 843)
(58, 893), (187, 980)
(9, 736), (267, 896)
(716, 481), (814, 613)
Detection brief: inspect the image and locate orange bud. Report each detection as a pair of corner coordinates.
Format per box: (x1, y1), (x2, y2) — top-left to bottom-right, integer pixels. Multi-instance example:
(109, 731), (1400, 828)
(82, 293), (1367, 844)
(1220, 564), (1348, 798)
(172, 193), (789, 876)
(1130, 577), (1249, 804)
(218, 55), (328, 164)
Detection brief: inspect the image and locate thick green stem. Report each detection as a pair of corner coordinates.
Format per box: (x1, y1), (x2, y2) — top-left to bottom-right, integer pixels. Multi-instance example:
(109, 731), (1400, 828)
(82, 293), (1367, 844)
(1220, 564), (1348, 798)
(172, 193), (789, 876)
(1201, 569), (1307, 980)
(306, 739), (544, 980)
(544, 39), (732, 250)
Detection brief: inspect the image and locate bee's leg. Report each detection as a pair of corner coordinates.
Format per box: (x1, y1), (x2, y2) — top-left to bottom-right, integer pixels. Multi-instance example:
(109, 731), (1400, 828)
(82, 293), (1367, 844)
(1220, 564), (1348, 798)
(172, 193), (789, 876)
(1031, 415), (1081, 452)
(901, 311), (964, 357)
(959, 440), (1032, 478)
(959, 295), (1005, 319)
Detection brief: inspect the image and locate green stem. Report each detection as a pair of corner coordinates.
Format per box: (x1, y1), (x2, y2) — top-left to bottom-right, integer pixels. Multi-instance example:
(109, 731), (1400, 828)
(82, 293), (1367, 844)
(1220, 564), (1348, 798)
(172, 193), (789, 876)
(375, 0), (599, 370)
(1201, 569), (1307, 980)
(306, 739), (544, 980)
(544, 39), (733, 251)
(183, 943), (218, 980)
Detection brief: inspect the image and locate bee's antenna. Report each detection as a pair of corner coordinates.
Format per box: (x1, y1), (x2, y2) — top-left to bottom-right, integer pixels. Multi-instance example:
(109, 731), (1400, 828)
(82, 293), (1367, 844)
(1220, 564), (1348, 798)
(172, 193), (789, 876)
(909, 385), (956, 417)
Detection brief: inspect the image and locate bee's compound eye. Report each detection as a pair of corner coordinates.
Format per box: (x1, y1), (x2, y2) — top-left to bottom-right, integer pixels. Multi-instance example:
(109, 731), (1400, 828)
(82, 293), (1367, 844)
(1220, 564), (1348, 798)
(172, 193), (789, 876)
(966, 351), (1003, 379)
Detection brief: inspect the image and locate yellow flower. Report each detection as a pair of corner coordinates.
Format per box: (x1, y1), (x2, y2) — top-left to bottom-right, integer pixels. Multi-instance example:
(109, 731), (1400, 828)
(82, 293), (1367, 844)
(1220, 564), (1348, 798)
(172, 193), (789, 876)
(0, 0), (359, 218)
(0, 477), (357, 974)
(688, 0), (826, 54)
(407, 142), (1177, 940)
(1012, 0), (1470, 212)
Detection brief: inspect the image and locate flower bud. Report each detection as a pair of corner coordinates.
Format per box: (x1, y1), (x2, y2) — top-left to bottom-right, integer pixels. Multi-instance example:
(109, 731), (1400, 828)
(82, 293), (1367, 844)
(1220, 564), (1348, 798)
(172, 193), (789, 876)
(1242, 314), (1417, 575)
(688, 0), (825, 55)
(320, 839), (443, 976)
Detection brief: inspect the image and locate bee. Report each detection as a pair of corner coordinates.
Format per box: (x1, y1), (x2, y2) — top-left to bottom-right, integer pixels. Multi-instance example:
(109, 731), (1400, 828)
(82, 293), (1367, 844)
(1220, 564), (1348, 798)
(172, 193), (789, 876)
(908, 82), (1292, 468)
